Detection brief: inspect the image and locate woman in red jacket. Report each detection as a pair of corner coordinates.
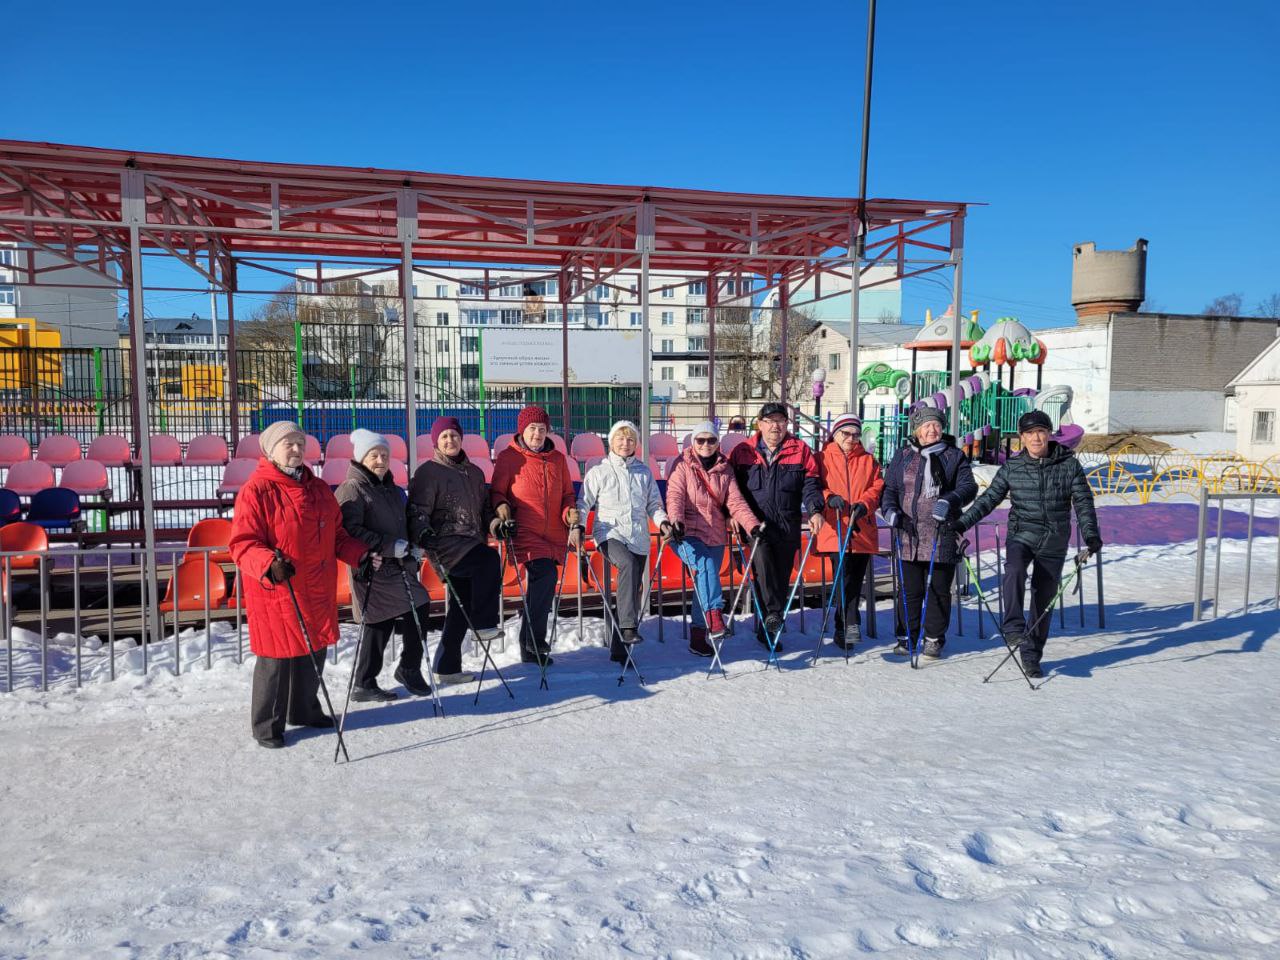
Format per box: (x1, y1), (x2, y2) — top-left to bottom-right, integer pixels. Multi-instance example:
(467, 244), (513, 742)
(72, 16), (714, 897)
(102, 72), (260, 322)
(665, 421), (760, 657)
(229, 421), (369, 749)
(816, 412), (885, 650)
(489, 405), (577, 665)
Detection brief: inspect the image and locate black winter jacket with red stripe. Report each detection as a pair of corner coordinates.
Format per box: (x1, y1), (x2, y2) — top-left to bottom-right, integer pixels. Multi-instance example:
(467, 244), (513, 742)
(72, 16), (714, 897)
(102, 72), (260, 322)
(728, 432), (825, 543)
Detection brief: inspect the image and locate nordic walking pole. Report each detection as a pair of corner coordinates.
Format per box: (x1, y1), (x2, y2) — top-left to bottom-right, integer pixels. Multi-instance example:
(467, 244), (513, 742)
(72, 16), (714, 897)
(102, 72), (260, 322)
(275, 549), (349, 763)
(913, 537), (939, 670)
(538, 537), (575, 690)
(672, 540), (729, 678)
(724, 528), (763, 634)
(809, 511), (858, 665)
(959, 551), (1037, 690)
(729, 531), (769, 639)
(502, 532), (549, 690)
(983, 555), (1084, 684)
(892, 529), (911, 656)
(395, 556), (446, 717)
(423, 546), (515, 706)
(581, 551), (645, 686)
(335, 567), (378, 763)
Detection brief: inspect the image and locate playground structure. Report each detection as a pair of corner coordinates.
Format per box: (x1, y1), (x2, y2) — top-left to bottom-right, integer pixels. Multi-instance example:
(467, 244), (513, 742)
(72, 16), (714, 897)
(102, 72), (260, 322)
(856, 310), (1083, 462)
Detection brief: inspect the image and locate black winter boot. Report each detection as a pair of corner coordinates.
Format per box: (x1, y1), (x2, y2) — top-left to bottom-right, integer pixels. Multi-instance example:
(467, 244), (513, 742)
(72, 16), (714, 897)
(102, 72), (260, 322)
(394, 666), (432, 697)
(688, 626), (713, 658)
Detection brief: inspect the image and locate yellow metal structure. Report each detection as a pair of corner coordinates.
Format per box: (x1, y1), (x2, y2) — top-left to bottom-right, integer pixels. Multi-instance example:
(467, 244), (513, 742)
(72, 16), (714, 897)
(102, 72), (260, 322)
(0, 318), (63, 390)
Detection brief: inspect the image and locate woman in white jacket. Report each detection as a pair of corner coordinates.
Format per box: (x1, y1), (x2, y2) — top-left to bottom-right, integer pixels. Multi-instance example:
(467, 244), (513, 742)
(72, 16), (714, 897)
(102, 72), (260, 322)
(577, 420), (673, 662)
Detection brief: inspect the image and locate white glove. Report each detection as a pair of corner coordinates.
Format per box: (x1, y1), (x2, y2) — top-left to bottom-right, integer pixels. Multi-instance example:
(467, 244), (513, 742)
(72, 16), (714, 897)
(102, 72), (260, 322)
(410, 545), (426, 561)
(392, 539), (409, 559)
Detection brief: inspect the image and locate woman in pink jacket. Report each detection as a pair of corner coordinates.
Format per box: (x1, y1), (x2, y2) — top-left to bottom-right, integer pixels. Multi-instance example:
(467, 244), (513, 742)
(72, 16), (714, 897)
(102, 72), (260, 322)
(665, 421), (760, 657)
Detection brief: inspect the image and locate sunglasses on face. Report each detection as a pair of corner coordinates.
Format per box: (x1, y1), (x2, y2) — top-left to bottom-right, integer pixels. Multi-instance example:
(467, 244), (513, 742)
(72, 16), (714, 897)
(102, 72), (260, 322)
(694, 437), (719, 446)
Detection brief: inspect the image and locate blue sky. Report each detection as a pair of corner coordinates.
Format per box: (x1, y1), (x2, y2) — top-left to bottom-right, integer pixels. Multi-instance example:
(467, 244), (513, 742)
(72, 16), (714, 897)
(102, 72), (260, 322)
(6, 0), (1278, 327)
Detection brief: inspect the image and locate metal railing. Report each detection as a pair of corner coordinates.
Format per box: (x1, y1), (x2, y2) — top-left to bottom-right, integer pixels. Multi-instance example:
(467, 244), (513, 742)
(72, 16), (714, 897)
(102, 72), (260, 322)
(1192, 488), (1280, 620)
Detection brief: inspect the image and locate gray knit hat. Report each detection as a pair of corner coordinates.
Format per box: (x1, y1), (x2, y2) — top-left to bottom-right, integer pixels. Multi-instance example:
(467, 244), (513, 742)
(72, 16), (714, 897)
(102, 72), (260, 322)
(691, 420), (718, 441)
(260, 420), (304, 458)
(909, 406), (946, 434)
(351, 428), (390, 463)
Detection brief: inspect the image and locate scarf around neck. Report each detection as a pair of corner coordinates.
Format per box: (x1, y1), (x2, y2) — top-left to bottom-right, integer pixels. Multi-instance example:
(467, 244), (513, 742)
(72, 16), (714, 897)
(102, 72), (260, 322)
(916, 440), (947, 499)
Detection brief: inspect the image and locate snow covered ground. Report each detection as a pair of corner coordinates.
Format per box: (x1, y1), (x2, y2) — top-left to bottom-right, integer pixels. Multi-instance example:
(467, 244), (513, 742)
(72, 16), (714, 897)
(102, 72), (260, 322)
(2, 539), (1279, 958)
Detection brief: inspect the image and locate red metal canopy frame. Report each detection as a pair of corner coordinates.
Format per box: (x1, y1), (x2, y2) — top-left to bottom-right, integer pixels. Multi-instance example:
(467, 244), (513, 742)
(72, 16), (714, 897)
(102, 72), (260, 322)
(0, 139), (969, 644)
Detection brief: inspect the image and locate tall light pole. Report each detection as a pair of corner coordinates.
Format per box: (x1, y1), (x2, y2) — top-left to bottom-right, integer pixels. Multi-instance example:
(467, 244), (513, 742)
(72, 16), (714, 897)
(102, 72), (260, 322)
(849, 0), (877, 414)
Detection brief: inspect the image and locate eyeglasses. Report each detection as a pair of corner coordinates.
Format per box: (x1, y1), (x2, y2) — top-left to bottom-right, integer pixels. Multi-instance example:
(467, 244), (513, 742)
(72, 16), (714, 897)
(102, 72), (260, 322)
(693, 438), (718, 446)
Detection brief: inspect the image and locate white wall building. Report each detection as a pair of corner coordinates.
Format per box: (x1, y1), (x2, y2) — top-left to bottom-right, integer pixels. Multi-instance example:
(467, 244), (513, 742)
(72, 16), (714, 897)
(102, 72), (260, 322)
(0, 244), (119, 347)
(1225, 337), (1280, 460)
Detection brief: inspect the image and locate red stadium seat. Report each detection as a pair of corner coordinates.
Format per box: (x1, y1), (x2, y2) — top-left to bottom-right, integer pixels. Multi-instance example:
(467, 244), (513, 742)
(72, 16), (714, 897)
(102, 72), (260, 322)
(35, 434), (82, 467)
(570, 433), (605, 461)
(325, 434), (355, 463)
(472, 457), (494, 482)
(160, 556), (229, 612)
(389, 460), (409, 487)
(461, 435), (491, 461)
(235, 435), (261, 459)
(136, 434), (182, 466)
(0, 521), (48, 570)
(385, 435), (408, 461)
(303, 435), (322, 464)
(321, 460), (350, 486)
(648, 433), (679, 458)
(187, 517), (233, 565)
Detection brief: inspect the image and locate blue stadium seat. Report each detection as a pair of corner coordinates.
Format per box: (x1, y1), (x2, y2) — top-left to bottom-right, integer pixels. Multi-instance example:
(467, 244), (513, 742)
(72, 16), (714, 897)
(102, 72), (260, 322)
(0, 489), (21, 526)
(25, 487), (83, 531)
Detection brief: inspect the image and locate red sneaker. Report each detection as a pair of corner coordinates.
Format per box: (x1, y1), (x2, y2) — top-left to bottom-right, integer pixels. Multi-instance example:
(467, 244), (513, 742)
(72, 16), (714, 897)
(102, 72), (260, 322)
(706, 608), (728, 640)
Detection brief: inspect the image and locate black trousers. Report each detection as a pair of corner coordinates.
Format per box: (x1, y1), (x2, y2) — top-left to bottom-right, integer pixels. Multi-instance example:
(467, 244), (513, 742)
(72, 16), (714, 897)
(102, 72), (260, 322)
(250, 649), (326, 741)
(441, 542), (501, 665)
(828, 552), (871, 632)
(356, 602), (428, 687)
(520, 557), (558, 653)
(899, 559), (956, 644)
(751, 535), (798, 623)
(1001, 540), (1066, 661)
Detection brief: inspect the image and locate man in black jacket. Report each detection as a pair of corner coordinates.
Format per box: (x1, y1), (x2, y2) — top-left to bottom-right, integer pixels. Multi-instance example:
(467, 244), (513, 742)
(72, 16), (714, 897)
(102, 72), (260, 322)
(955, 411), (1102, 678)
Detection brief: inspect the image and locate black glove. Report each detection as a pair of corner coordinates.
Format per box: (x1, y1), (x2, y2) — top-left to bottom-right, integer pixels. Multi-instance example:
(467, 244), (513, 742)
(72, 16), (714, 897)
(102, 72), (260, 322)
(825, 494), (847, 512)
(750, 522), (767, 541)
(356, 554), (377, 583)
(851, 503), (867, 521)
(414, 514), (436, 548)
(1086, 536), (1103, 556)
(670, 520), (686, 543)
(267, 556), (295, 584)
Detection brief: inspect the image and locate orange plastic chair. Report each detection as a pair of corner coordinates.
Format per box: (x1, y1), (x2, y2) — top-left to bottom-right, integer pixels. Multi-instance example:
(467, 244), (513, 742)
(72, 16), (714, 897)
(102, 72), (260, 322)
(336, 560), (352, 607)
(0, 521), (48, 570)
(187, 517), (233, 564)
(417, 556), (447, 603)
(160, 556), (229, 612)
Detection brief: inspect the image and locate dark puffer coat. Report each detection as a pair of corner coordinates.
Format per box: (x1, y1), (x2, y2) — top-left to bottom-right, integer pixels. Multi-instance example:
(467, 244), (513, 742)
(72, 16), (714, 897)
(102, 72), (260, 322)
(407, 449), (494, 571)
(727, 432), (825, 544)
(958, 441), (1101, 560)
(336, 461), (430, 624)
(881, 436), (977, 564)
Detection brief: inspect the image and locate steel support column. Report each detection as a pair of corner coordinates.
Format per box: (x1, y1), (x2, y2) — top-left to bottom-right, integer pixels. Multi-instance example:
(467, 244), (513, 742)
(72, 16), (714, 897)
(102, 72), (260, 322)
(848, 235), (861, 416)
(707, 271), (717, 422)
(638, 201), (654, 457)
(778, 276), (791, 405)
(949, 218), (965, 438)
(398, 190), (419, 467)
(122, 170), (162, 649)
(225, 261), (241, 448)
(560, 268), (570, 439)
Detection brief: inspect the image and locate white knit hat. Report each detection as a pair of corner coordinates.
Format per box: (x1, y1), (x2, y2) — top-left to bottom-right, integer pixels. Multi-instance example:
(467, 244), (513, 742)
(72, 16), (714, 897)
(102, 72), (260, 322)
(607, 420), (639, 447)
(691, 420), (719, 440)
(351, 428), (390, 463)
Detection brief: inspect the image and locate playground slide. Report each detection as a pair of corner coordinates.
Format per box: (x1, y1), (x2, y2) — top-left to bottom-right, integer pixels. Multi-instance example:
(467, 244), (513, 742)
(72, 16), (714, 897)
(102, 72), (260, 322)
(911, 376), (1083, 450)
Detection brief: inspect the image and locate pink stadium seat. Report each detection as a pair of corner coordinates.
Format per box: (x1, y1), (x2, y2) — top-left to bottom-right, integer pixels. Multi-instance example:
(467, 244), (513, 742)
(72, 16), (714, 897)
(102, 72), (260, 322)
(472, 457), (494, 482)
(570, 433), (605, 461)
(0, 435), (31, 469)
(649, 433), (679, 458)
(303, 435), (322, 464)
(35, 434), (82, 467)
(646, 457), (665, 479)
(321, 460), (349, 486)
(565, 458), (581, 482)
(86, 434), (131, 467)
(385, 434), (408, 461)
(547, 433), (568, 455)
(3, 460), (55, 496)
(493, 433), (515, 454)
(216, 458), (258, 497)
(461, 435), (491, 461)
(665, 454), (684, 479)
(389, 460), (409, 487)
(59, 459), (111, 498)
(325, 435), (355, 463)
(582, 456), (604, 475)
(183, 434), (229, 466)
(721, 432), (747, 454)
(235, 435), (261, 459)
(135, 434), (182, 466)
(414, 434), (435, 463)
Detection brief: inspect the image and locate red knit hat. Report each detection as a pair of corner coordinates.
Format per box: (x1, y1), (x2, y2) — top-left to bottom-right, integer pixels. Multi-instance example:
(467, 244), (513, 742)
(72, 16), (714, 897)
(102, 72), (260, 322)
(517, 405), (550, 434)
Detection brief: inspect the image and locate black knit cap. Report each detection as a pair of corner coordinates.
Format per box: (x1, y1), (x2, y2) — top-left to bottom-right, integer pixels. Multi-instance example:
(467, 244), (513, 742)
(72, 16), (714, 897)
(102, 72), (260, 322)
(1018, 410), (1054, 434)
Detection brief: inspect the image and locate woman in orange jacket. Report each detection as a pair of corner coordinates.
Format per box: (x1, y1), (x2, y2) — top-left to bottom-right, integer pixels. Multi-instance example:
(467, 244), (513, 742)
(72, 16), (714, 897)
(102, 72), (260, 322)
(816, 412), (885, 649)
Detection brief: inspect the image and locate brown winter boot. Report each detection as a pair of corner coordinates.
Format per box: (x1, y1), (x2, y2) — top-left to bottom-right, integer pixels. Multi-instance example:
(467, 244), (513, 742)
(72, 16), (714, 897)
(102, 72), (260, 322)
(688, 626), (713, 658)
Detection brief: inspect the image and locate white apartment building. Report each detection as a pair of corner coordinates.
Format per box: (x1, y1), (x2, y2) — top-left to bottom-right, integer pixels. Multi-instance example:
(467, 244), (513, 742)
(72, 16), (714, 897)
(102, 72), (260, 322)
(0, 243), (119, 347)
(294, 263), (901, 407)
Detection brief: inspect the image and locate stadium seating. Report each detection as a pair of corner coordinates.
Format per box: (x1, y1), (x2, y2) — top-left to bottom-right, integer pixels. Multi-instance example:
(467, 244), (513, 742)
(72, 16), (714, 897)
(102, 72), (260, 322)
(25, 488), (82, 531)
(0, 490), (20, 526)
(137, 434), (183, 466)
(59, 460), (111, 498)
(3, 460), (55, 496)
(324, 435), (355, 463)
(0, 435), (31, 469)
(234, 435), (261, 459)
(160, 556), (229, 612)
(649, 433), (679, 457)
(86, 435), (132, 467)
(321, 460), (350, 487)
(183, 434), (230, 466)
(570, 433), (605, 461)
(216, 458), (258, 497)
(187, 517), (233, 565)
(35, 435), (82, 467)
(0, 521), (48, 569)
(461, 435), (490, 461)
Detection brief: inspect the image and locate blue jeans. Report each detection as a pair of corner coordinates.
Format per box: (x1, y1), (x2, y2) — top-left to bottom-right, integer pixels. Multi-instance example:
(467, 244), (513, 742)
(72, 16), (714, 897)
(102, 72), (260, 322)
(674, 537), (725, 627)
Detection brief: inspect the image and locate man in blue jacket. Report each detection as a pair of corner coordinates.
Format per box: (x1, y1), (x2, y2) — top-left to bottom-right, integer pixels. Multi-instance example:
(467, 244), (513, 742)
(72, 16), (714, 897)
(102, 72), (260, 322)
(956, 410), (1102, 678)
(728, 402), (826, 650)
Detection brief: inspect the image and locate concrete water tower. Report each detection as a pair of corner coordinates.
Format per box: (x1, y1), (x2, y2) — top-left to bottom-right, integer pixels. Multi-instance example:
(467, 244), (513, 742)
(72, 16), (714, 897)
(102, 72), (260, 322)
(1071, 238), (1147, 324)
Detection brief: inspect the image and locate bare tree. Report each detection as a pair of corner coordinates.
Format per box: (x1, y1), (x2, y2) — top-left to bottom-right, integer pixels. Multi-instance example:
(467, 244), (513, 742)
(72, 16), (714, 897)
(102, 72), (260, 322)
(768, 305), (819, 401)
(713, 306), (761, 405)
(1254, 293), (1280, 319)
(1203, 293), (1244, 316)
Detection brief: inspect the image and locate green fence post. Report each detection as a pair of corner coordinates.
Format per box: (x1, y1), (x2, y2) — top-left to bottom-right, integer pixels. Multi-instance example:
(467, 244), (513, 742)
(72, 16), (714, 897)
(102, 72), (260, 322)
(349, 364), (357, 433)
(294, 319), (304, 426)
(477, 328), (487, 440)
(93, 347), (104, 435)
